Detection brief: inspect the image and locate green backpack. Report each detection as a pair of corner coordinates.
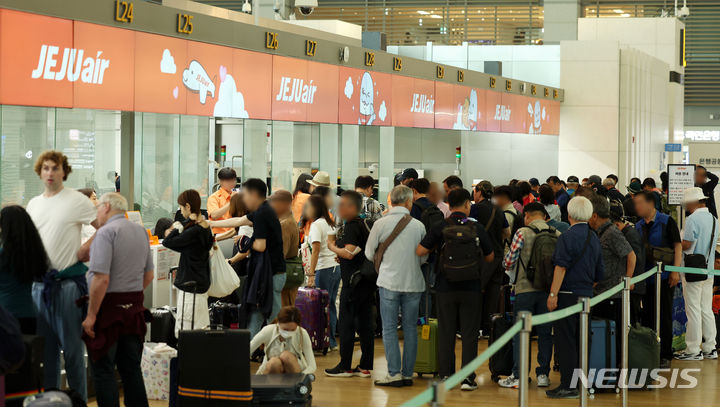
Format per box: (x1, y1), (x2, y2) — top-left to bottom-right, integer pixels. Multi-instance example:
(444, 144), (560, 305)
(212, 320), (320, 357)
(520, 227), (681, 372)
(523, 226), (558, 292)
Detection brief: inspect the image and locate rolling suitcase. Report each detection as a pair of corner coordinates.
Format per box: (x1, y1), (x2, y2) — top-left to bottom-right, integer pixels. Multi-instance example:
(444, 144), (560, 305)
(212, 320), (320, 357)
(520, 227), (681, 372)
(295, 287), (330, 355)
(628, 324), (660, 388)
(589, 318), (617, 391)
(414, 318), (439, 377)
(488, 313), (514, 382)
(177, 329), (251, 406)
(5, 335), (44, 406)
(250, 373), (312, 406)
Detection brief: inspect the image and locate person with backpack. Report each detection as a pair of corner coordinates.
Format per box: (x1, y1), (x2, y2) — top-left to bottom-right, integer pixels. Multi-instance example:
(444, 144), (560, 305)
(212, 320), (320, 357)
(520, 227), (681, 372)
(494, 185), (522, 253)
(409, 178), (445, 231)
(498, 202), (557, 389)
(416, 188), (494, 391)
(546, 196), (605, 399)
(470, 181), (509, 336)
(325, 191), (376, 378)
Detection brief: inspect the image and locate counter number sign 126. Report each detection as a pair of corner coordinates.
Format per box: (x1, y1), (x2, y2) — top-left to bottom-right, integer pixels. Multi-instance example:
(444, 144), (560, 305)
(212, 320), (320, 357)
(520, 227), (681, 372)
(114, 1), (134, 23)
(177, 14), (194, 34)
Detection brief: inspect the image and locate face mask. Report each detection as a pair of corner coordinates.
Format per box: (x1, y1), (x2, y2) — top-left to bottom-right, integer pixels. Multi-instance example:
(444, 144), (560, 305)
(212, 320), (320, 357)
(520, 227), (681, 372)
(279, 329), (294, 339)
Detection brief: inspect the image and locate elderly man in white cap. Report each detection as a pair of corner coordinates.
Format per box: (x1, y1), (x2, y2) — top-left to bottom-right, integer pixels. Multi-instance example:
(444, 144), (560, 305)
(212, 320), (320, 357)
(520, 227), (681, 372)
(675, 187), (719, 360)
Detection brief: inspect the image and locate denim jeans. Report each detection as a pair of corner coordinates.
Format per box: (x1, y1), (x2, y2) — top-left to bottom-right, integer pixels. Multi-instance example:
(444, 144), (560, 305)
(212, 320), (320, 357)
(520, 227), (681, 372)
(512, 291), (553, 377)
(89, 335), (148, 407)
(248, 273), (287, 338)
(31, 280), (88, 401)
(379, 287), (422, 377)
(315, 266), (341, 348)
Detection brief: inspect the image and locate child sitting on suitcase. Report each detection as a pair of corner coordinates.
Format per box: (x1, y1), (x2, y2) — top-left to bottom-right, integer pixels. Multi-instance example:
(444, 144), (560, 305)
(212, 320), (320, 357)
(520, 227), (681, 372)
(250, 306), (317, 375)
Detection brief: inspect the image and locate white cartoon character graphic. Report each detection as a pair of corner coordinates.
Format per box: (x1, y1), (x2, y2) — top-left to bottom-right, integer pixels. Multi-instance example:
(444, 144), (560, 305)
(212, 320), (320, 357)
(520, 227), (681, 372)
(453, 88), (478, 130)
(160, 49), (176, 74)
(359, 72), (376, 125)
(182, 60), (215, 104)
(213, 66), (249, 118)
(527, 100), (545, 134)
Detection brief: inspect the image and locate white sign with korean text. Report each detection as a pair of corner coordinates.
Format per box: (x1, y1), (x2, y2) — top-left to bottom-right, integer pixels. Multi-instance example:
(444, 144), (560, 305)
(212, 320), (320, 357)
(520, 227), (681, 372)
(667, 164), (696, 206)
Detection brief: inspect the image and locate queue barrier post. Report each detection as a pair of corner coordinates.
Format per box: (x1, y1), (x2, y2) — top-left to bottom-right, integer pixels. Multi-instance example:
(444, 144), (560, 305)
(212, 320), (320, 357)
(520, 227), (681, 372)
(655, 262), (662, 337)
(429, 380), (445, 407)
(517, 311), (532, 407)
(621, 276), (631, 407)
(578, 297), (591, 407)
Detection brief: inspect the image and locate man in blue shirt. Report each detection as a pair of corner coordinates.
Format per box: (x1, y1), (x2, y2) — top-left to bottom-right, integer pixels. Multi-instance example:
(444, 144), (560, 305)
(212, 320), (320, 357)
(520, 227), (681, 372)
(546, 196), (604, 399)
(676, 187), (719, 361)
(548, 176), (570, 222)
(634, 191), (682, 367)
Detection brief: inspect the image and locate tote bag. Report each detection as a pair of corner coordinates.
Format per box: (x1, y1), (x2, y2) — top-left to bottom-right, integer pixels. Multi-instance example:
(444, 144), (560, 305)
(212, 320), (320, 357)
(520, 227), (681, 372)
(207, 245), (241, 298)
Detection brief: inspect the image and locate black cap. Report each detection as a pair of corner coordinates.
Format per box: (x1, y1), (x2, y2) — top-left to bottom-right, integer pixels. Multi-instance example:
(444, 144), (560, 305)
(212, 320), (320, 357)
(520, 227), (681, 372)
(529, 178), (540, 187)
(400, 168), (419, 181)
(567, 175), (579, 184)
(524, 202), (549, 218)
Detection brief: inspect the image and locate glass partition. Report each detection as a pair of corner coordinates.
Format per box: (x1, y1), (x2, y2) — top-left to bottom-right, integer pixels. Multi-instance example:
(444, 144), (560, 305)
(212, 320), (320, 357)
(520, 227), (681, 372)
(340, 125), (359, 191)
(55, 108), (121, 194)
(0, 106), (53, 205)
(179, 116), (210, 206)
(243, 119), (269, 184)
(271, 121), (294, 192)
(319, 124), (339, 191)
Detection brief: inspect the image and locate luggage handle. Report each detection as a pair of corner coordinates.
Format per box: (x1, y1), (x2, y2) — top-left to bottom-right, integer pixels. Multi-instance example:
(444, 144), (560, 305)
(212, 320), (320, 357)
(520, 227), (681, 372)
(180, 280), (198, 331)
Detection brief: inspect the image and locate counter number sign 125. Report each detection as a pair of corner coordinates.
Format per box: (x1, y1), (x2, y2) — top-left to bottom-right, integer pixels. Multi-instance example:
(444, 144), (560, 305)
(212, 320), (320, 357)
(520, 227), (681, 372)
(114, 1), (134, 23)
(177, 14), (194, 34)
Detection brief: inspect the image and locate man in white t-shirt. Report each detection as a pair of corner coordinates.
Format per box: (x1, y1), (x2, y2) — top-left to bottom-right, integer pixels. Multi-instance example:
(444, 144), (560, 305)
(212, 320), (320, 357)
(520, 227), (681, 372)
(27, 150), (97, 402)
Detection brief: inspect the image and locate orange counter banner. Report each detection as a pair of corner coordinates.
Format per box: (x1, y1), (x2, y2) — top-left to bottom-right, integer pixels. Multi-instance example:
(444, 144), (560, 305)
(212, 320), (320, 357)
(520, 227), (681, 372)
(434, 83), (486, 131)
(0, 8), (559, 135)
(338, 67), (392, 126)
(0, 9), (74, 108)
(392, 76), (435, 128)
(272, 55), (338, 123)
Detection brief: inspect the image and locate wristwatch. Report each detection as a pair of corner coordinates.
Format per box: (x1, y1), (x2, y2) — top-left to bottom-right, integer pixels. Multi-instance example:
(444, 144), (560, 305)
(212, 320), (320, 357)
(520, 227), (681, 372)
(549, 292), (556, 297)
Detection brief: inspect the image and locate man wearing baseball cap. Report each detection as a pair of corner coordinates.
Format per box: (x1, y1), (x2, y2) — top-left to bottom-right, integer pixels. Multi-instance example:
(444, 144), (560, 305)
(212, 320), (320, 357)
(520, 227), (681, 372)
(676, 187), (719, 360)
(566, 176), (579, 196)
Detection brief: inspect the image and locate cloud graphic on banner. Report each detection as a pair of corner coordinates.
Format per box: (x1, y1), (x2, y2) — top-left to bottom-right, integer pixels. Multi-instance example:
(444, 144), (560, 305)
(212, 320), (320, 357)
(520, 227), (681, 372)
(160, 49), (176, 74)
(378, 101), (387, 122)
(344, 77), (354, 99)
(213, 74), (249, 118)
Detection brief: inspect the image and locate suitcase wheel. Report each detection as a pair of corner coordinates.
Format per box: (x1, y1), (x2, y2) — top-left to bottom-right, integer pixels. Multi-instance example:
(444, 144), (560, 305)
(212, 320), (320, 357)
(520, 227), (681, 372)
(417, 373), (423, 378)
(322, 347), (328, 356)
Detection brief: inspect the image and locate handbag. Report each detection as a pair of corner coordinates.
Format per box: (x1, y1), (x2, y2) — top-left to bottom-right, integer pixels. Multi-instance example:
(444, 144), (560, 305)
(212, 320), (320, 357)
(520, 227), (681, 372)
(283, 255), (305, 289)
(650, 246), (675, 265)
(207, 245), (241, 298)
(683, 216), (716, 282)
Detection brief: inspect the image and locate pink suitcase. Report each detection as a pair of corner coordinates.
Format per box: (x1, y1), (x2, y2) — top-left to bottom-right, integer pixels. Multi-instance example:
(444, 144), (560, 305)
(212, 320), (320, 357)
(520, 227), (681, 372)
(295, 287), (330, 355)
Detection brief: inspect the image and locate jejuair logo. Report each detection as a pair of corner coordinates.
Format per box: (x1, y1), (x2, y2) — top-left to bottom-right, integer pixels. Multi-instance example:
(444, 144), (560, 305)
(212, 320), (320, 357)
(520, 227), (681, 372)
(571, 368), (700, 389)
(31, 45), (111, 84)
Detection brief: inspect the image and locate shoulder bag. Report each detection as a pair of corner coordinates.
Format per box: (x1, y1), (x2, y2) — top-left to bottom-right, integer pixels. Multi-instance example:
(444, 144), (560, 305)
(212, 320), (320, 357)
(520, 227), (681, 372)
(684, 216), (716, 282)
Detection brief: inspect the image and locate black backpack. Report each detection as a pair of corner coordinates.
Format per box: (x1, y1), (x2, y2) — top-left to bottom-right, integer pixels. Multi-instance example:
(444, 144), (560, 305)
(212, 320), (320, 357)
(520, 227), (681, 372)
(522, 226), (558, 292)
(439, 219), (482, 282)
(413, 199), (445, 232)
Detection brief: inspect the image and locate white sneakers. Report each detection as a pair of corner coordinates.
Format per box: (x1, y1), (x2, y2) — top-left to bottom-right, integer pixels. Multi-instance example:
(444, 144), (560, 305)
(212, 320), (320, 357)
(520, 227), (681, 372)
(498, 374), (551, 388)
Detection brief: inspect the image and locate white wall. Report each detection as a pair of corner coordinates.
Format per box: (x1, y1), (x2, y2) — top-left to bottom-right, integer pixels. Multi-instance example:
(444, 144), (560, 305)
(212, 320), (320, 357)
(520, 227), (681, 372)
(388, 44), (561, 88)
(460, 131), (559, 186)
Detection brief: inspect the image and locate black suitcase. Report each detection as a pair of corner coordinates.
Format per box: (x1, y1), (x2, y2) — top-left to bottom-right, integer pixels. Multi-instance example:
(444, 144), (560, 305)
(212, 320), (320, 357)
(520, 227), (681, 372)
(250, 373), (312, 406)
(488, 313), (514, 382)
(150, 306), (177, 348)
(209, 302), (241, 329)
(177, 329), (251, 406)
(5, 335), (44, 407)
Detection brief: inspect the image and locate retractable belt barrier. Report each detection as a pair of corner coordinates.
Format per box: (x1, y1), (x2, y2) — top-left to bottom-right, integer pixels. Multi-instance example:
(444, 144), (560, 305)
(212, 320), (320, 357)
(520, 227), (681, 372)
(400, 264), (720, 407)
